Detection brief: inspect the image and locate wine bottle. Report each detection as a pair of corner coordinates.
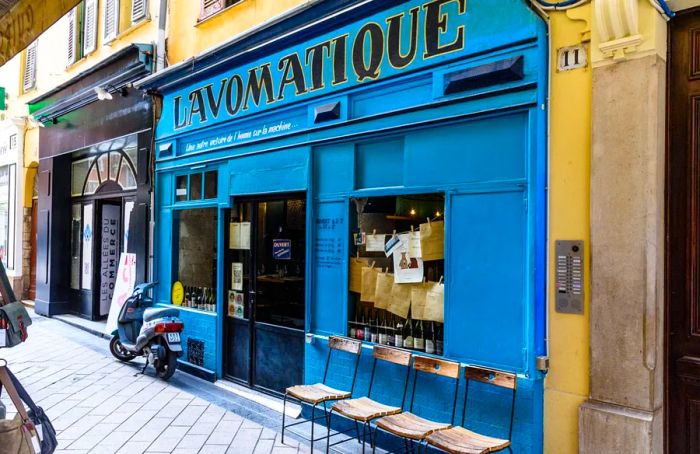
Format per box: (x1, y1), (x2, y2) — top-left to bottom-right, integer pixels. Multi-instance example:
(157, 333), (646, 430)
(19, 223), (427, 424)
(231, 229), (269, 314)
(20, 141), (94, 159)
(357, 309), (365, 340)
(349, 306), (357, 338)
(435, 323), (444, 355)
(394, 317), (403, 347)
(378, 312), (387, 345)
(363, 309), (371, 341)
(425, 321), (436, 354)
(403, 315), (414, 349)
(414, 320), (425, 352)
(370, 311), (378, 343)
(387, 315), (395, 346)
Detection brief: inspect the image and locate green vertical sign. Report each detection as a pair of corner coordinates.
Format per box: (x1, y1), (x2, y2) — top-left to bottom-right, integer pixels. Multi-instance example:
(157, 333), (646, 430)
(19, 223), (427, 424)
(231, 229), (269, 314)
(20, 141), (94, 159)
(0, 87), (5, 111)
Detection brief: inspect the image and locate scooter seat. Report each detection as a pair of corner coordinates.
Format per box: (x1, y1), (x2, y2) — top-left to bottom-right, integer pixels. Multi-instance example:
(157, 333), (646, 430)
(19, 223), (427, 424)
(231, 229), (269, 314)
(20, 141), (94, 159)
(143, 307), (179, 322)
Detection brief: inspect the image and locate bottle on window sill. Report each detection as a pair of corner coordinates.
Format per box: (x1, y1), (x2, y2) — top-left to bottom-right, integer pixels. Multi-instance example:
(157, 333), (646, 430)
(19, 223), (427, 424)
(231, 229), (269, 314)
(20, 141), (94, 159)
(394, 316), (403, 347)
(357, 309), (365, 341)
(435, 323), (444, 356)
(402, 315), (414, 350)
(414, 319), (425, 352)
(378, 312), (387, 345)
(425, 321), (436, 355)
(363, 309), (371, 341)
(349, 306), (358, 338)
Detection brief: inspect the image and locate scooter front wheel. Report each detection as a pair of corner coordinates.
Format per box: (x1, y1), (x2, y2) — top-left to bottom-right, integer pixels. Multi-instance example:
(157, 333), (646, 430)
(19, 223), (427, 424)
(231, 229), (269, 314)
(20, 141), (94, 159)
(110, 336), (137, 362)
(155, 351), (178, 380)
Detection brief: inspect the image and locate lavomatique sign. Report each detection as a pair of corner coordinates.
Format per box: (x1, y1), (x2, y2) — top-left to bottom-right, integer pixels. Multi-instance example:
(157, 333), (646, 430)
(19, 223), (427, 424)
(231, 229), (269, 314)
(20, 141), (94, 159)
(167, 0), (468, 134)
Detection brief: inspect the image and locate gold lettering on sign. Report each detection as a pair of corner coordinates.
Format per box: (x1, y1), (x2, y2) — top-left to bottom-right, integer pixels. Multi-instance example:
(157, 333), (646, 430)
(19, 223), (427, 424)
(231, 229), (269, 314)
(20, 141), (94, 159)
(0, 1), (81, 66)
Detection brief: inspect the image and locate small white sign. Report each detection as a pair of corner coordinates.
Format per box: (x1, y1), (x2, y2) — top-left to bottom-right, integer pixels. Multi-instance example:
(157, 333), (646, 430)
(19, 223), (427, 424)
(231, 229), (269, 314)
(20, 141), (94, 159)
(557, 45), (587, 71)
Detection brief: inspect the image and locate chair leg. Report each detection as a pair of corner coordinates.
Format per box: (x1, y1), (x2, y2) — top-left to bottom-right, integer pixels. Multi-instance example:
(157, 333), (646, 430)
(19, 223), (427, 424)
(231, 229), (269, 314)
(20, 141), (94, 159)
(311, 403), (317, 452)
(355, 421), (362, 444)
(325, 408), (333, 454)
(281, 393), (287, 444)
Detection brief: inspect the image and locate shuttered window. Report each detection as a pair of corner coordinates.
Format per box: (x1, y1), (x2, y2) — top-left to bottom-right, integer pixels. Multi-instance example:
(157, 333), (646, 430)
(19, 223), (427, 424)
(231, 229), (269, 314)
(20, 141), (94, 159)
(23, 41), (37, 92)
(67, 7), (78, 66)
(131, 0), (147, 24)
(83, 0), (98, 54)
(199, 0), (225, 21)
(104, 0), (119, 42)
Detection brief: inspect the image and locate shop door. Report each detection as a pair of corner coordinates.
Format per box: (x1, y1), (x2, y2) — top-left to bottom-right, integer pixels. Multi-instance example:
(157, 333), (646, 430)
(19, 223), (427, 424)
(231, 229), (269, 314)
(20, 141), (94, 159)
(224, 195), (306, 394)
(668, 12), (700, 453)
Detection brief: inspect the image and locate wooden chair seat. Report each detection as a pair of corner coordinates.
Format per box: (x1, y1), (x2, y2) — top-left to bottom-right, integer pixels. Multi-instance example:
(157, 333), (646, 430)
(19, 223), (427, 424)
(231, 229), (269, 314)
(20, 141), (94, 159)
(375, 412), (451, 440)
(426, 426), (510, 454)
(286, 383), (352, 404)
(331, 396), (402, 422)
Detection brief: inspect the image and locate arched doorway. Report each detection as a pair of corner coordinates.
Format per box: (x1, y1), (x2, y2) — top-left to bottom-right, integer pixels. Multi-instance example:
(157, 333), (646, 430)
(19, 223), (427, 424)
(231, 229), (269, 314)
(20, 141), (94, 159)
(69, 136), (138, 320)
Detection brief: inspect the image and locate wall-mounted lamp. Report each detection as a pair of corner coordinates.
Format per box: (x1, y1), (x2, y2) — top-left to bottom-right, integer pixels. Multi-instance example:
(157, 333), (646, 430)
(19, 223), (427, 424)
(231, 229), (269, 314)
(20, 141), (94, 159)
(94, 84), (128, 101)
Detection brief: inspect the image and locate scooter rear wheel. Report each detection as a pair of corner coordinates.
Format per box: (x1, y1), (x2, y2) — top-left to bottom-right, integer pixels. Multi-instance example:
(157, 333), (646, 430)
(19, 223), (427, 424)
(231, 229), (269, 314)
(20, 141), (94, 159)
(155, 351), (178, 380)
(110, 336), (137, 362)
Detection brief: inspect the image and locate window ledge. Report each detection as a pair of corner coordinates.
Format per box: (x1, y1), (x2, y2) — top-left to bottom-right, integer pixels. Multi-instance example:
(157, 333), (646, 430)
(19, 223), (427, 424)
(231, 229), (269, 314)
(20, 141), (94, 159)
(104, 16), (152, 46)
(196, 2), (244, 27)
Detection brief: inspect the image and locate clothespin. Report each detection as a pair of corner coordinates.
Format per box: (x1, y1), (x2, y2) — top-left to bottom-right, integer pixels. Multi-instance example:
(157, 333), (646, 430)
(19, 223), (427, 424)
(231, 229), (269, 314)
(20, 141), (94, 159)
(356, 251), (359, 258)
(392, 229), (397, 237)
(373, 229), (376, 236)
(370, 261), (376, 269)
(438, 276), (444, 285)
(426, 217), (431, 225)
(411, 225), (414, 232)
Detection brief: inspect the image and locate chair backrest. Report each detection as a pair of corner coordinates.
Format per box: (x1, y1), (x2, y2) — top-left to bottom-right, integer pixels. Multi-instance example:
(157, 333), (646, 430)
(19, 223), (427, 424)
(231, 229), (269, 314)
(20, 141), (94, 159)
(323, 336), (363, 393)
(368, 346), (412, 407)
(462, 365), (518, 440)
(409, 356), (461, 423)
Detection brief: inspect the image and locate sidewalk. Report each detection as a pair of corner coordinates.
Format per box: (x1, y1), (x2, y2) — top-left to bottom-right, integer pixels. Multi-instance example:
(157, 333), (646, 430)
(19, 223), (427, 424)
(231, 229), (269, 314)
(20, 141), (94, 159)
(0, 313), (318, 454)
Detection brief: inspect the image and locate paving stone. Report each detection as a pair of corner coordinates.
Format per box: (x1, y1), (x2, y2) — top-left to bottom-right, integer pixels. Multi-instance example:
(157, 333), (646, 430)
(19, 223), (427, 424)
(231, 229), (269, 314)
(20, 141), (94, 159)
(200, 445), (229, 454)
(115, 440), (152, 454)
(176, 433), (209, 450)
(66, 422), (120, 450)
(147, 425), (190, 452)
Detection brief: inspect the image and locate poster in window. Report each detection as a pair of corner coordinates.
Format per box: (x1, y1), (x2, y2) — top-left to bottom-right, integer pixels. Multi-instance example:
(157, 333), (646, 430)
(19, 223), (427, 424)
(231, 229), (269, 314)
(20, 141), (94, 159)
(231, 262), (244, 291)
(419, 220), (444, 261)
(82, 204), (94, 290)
(99, 204), (121, 317)
(366, 233), (386, 252)
(228, 290), (245, 319)
(229, 222), (251, 250)
(393, 234), (424, 284)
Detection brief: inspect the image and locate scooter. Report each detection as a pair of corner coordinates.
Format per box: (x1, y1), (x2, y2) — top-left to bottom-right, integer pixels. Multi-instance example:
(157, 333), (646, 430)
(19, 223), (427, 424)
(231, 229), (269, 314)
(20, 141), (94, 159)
(109, 282), (184, 380)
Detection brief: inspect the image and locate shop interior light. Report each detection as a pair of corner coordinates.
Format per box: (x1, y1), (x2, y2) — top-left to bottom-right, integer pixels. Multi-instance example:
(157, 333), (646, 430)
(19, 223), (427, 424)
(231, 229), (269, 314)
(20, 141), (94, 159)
(410, 209), (416, 216)
(435, 211), (441, 217)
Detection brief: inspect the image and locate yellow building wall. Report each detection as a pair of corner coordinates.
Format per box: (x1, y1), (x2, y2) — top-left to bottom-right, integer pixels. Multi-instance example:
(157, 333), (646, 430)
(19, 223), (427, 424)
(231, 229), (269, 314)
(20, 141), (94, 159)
(544, 5), (592, 454)
(166, 0), (308, 65)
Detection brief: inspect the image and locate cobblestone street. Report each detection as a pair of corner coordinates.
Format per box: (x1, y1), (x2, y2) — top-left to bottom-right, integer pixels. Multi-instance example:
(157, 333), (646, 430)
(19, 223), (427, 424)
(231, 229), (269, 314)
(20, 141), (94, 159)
(0, 312), (323, 454)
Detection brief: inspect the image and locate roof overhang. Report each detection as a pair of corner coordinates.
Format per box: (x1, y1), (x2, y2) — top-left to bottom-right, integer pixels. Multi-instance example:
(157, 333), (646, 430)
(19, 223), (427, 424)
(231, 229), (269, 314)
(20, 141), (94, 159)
(0, 0), (81, 66)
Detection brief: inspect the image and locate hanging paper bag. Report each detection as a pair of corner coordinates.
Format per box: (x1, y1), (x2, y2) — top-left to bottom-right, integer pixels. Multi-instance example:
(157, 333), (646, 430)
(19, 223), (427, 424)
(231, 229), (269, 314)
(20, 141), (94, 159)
(374, 272), (394, 310)
(388, 283), (414, 319)
(420, 220), (444, 262)
(349, 257), (369, 293)
(410, 283), (430, 320)
(360, 266), (379, 302)
(423, 282), (445, 323)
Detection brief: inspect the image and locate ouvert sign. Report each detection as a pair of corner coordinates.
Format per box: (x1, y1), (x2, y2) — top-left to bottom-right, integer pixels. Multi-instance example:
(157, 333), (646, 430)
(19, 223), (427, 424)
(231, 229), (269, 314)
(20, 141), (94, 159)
(167, 0), (468, 134)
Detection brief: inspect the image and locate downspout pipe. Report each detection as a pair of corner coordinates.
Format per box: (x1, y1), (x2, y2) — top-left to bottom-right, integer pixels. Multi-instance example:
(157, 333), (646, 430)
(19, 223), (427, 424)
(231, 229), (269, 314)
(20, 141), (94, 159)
(156, 0), (168, 71)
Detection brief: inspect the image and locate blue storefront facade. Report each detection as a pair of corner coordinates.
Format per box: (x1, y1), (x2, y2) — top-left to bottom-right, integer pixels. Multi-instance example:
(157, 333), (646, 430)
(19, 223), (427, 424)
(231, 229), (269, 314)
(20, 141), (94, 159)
(140, 0), (547, 451)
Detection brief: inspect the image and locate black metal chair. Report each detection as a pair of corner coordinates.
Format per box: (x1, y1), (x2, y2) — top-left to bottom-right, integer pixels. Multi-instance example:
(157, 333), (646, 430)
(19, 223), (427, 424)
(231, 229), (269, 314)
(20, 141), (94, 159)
(326, 345), (413, 453)
(282, 336), (363, 452)
(424, 366), (517, 453)
(372, 356), (462, 454)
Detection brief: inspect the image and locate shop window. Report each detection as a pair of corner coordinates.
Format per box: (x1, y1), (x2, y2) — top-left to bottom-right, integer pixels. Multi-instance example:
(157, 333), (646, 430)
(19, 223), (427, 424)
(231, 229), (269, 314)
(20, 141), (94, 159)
(189, 173), (202, 201)
(0, 165), (16, 270)
(71, 145), (138, 197)
(172, 208), (218, 313)
(204, 171), (218, 199)
(348, 194), (445, 355)
(174, 170), (218, 203)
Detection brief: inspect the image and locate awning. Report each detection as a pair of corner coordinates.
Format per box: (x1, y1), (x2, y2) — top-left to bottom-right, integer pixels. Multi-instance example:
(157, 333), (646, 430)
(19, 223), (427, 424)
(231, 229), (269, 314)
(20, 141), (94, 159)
(0, 0), (80, 66)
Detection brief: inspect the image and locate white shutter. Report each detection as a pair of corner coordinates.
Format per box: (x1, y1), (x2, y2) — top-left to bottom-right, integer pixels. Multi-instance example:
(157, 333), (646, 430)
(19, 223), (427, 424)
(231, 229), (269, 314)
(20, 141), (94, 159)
(104, 0), (120, 42)
(131, 0), (147, 24)
(83, 0), (98, 54)
(200, 0), (224, 19)
(23, 42), (37, 91)
(67, 8), (77, 66)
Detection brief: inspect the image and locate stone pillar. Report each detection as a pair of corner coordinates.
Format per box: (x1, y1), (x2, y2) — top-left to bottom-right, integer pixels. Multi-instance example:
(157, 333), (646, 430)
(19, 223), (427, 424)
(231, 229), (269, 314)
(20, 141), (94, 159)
(580, 1), (666, 452)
